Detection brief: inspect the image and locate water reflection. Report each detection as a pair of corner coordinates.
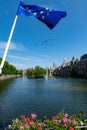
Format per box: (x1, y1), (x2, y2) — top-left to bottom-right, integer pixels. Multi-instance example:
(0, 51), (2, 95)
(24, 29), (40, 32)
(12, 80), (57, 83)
(0, 77), (87, 125)
(0, 79), (15, 99)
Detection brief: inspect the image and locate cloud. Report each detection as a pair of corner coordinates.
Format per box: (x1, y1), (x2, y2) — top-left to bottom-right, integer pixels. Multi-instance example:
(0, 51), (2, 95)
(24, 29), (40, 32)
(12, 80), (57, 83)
(0, 41), (7, 49)
(0, 41), (26, 51)
(12, 63), (25, 69)
(40, 54), (50, 58)
(9, 61), (28, 69)
(8, 54), (47, 62)
(8, 55), (32, 61)
(6, 54), (51, 69)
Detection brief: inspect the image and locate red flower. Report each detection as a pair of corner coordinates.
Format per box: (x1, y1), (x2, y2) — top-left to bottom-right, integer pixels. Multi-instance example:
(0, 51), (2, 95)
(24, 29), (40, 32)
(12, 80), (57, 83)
(28, 120), (34, 125)
(69, 126), (75, 130)
(23, 117), (28, 123)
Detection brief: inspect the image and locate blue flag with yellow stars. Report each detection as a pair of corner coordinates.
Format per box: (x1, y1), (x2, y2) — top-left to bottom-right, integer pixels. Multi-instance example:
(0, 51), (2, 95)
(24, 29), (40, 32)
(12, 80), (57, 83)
(17, 1), (67, 29)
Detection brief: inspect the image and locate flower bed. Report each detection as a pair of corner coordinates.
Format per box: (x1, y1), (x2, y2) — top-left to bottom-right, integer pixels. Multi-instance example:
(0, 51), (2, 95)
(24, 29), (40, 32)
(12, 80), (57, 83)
(8, 110), (87, 130)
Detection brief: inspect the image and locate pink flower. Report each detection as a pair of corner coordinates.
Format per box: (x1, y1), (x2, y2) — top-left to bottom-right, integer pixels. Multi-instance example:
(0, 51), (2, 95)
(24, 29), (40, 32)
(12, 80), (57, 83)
(20, 126), (24, 130)
(37, 123), (42, 130)
(64, 123), (67, 127)
(43, 120), (46, 123)
(72, 120), (77, 125)
(57, 119), (61, 124)
(63, 117), (68, 123)
(37, 123), (42, 127)
(64, 113), (69, 117)
(20, 115), (26, 119)
(30, 113), (37, 119)
(52, 115), (57, 120)
(24, 123), (30, 128)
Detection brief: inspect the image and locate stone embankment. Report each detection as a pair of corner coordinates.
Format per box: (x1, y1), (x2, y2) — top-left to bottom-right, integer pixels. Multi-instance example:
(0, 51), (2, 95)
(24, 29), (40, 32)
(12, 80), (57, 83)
(0, 74), (21, 80)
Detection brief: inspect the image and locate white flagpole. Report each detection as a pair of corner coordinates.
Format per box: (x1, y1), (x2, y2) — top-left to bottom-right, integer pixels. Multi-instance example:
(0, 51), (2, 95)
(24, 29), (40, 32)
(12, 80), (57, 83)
(0, 15), (18, 74)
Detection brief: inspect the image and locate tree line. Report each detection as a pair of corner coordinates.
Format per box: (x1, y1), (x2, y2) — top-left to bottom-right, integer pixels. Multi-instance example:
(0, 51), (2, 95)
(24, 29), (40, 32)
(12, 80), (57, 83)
(27, 66), (46, 78)
(0, 58), (23, 75)
(0, 58), (46, 77)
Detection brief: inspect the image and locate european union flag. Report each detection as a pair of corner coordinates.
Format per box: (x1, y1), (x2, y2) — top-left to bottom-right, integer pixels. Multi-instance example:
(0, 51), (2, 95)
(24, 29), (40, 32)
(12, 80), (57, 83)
(17, 1), (67, 29)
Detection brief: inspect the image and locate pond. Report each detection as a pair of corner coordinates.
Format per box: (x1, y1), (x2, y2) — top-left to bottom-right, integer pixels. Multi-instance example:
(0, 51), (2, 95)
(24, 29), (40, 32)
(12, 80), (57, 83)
(0, 77), (87, 128)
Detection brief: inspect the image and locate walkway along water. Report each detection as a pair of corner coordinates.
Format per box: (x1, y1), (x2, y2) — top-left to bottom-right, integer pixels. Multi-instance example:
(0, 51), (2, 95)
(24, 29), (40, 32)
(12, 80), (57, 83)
(0, 74), (21, 80)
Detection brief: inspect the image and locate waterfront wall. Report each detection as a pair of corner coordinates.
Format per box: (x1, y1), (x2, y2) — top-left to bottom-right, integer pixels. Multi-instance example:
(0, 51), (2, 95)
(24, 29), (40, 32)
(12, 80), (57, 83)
(0, 74), (20, 80)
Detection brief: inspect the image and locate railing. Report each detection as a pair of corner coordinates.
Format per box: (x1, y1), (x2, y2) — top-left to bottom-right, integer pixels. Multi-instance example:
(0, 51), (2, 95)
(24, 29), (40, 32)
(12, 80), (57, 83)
(75, 126), (87, 130)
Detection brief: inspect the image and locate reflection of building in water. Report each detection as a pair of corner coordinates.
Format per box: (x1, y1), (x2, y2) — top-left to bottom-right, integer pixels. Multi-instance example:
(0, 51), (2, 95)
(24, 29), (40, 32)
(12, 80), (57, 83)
(45, 66), (48, 80)
(23, 69), (27, 75)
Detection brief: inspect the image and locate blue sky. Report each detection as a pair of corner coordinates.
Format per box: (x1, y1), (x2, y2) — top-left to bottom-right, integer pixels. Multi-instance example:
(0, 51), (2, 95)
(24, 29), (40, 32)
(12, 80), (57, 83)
(0, 0), (87, 69)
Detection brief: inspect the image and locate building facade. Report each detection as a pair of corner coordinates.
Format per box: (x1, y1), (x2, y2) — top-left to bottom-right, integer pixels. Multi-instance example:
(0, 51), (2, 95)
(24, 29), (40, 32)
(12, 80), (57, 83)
(53, 54), (87, 78)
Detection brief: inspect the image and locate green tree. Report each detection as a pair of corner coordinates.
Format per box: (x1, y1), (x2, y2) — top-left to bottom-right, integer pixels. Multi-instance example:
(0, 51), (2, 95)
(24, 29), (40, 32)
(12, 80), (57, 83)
(2, 61), (10, 74)
(34, 66), (46, 78)
(18, 70), (23, 75)
(27, 69), (34, 77)
(9, 64), (17, 74)
(27, 66), (46, 78)
(0, 57), (19, 75)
